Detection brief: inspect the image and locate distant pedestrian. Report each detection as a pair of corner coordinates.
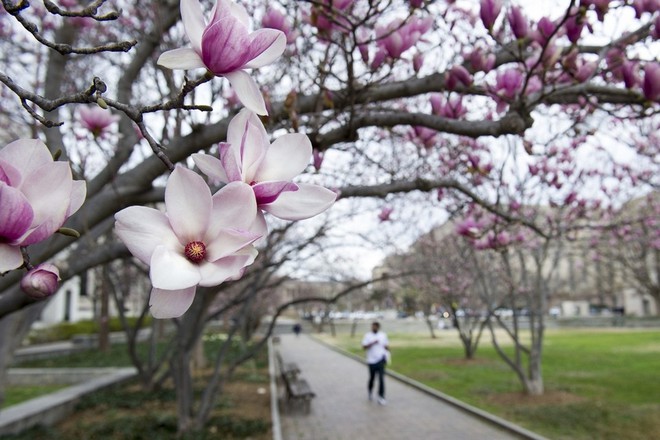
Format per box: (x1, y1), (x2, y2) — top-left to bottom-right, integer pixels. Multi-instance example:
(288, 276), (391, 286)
(361, 321), (389, 405)
(293, 323), (302, 336)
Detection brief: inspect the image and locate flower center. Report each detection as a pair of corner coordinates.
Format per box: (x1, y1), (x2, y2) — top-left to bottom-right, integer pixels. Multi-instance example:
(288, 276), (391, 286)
(184, 241), (206, 263)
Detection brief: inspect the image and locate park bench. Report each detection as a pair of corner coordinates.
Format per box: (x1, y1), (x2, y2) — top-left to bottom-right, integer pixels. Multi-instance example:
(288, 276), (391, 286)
(275, 351), (315, 413)
(276, 351), (301, 380)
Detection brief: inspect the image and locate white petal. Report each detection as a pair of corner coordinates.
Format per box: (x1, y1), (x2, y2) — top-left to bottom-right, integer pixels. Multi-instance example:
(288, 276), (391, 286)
(149, 286), (197, 319)
(256, 133), (312, 182)
(224, 70), (268, 115)
(165, 167), (211, 243)
(0, 243), (23, 272)
(244, 30), (286, 69)
(150, 245), (201, 290)
(157, 48), (206, 70)
(180, 0), (206, 53)
(192, 153), (229, 184)
(261, 183), (337, 220)
(208, 182), (257, 233)
(66, 180), (87, 217)
(0, 139), (52, 186)
(198, 254), (254, 286)
(115, 207), (179, 265)
(240, 114), (270, 182)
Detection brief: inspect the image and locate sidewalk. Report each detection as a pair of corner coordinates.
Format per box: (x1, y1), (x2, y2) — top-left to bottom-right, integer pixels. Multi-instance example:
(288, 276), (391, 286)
(275, 334), (537, 440)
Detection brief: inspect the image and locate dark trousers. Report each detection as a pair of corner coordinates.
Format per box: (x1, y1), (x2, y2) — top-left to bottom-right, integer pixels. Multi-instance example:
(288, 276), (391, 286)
(368, 359), (386, 398)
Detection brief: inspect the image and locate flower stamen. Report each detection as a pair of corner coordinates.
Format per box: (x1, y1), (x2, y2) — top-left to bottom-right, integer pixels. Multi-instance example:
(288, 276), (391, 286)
(185, 241), (206, 263)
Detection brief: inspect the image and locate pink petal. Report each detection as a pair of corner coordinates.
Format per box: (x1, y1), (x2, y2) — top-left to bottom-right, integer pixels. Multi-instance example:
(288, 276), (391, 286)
(0, 243), (23, 273)
(252, 181), (298, 205)
(150, 245), (201, 290)
(202, 17), (251, 74)
(180, 0), (206, 53)
(255, 133), (312, 182)
(165, 167), (212, 243)
(243, 29), (286, 69)
(198, 253), (255, 286)
(192, 153), (229, 184)
(157, 48), (206, 70)
(261, 183), (336, 220)
(149, 286), (197, 319)
(224, 70), (268, 115)
(115, 206), (179, 265)
(19, 162), (72, 245)
(220, 143), (243, 182)
(0, 183), (33, 242)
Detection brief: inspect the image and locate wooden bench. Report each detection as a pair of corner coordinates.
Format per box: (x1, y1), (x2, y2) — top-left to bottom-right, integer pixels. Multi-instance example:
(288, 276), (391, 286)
(275, 351), (315, 413)
(276, 351), (301, 380)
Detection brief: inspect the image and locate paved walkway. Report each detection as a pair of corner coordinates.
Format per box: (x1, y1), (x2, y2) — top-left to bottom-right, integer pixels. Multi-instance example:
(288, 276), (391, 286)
(275, 334), (527, 440)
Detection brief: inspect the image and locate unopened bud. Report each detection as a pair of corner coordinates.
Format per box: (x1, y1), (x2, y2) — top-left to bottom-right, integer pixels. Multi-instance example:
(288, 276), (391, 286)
(21, 263), (60, 299)
(97, 97), (108, 109)
(57, 227), (81, 238)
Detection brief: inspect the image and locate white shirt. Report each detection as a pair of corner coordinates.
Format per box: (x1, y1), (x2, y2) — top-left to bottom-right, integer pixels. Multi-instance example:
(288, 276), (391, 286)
(362, 330), (389, 364)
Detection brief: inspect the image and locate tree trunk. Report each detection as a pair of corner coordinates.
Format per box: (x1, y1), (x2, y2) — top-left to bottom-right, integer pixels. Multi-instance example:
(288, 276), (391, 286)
(171, 350), (194, 435)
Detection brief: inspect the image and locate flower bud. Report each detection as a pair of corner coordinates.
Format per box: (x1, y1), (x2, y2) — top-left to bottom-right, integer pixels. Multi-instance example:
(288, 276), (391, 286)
(21, 263), (60, 299)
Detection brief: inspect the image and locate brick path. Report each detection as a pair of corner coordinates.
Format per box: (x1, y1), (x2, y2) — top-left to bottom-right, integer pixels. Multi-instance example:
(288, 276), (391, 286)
(275, 333), (527, 440)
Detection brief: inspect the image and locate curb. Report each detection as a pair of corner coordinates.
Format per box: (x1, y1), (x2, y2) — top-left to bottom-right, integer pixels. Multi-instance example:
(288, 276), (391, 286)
(310, 335), (550, 440)
(268, 337), (283, 440)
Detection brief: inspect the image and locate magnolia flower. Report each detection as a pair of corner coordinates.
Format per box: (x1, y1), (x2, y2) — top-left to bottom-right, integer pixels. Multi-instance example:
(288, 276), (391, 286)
(21, 263), (60, 299)
(193, 109), (337, 221)
(157, 0), (286, 115)
(261, 8), (297, 45)
(480, 0), (502, 31)
(643, 63), (660, 102)
(0, 139), (86, 273)
(78, 105), (120, 138)
(114, 167), (263, 318)
(507, 6), (528, 39)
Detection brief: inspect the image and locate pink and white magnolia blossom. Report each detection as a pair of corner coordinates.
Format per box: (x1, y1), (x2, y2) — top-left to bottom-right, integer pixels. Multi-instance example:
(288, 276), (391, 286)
(21, 263), (60, 299)
(78, 105), (120, 138)
(157, 0), (286, 115)
(114, 167), (264, 318)
(0, 139), (86, 273)
(193, 109), (337, 221)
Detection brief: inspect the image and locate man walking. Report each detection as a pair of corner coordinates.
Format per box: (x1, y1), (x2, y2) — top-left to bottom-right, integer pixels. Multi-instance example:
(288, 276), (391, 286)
(362, 321), (389, 405)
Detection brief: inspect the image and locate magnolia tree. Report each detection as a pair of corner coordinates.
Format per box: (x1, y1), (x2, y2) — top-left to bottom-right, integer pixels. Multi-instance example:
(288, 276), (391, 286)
(0, 0), (659, 427)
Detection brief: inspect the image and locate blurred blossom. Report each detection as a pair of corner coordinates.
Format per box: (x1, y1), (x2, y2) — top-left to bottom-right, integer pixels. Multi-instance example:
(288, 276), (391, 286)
(157, 0), (286, 115)
(466, 47), (495, 72)
(262, 8), (298, 45)
(374, 16), (433, 61)
(456, 217), (482, 238)
(78, 105), (120, 138)
(564, 10), (585, 43)
(507, 6), (528, 39)
(479, 0), (502, 31)
(310, 0), (353, 36)
(378, 207), (393, 222)
(413, 52), (424, 73)
(533, 17), (556, 45)
(411, 126), (437, 149)
(409, 0), (424, 7)
(642, 63), (660, 101)
(581, 0), (610, 21)
(313, 149), (324, 171)
(21, 263), (60, 299)
(445, 65), (472, 90)
(0, 139), (86, 273)
(491, 68), (523, 112)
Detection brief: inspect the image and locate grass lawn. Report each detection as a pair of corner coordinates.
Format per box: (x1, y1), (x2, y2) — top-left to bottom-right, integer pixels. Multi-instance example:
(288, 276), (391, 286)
(319, 327), (660, 440)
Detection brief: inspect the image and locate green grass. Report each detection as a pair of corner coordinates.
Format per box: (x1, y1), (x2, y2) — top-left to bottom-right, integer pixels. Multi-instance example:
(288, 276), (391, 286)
(2, 384), (69, 408)
(322, 328), (660, 440)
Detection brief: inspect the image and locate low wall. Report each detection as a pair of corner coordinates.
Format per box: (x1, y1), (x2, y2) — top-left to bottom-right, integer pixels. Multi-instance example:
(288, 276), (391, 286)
(0, 368), (136, 436)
